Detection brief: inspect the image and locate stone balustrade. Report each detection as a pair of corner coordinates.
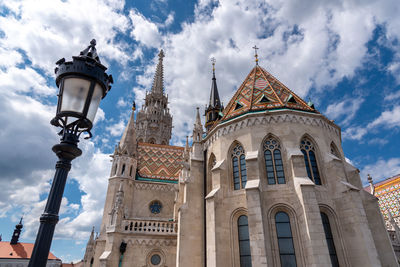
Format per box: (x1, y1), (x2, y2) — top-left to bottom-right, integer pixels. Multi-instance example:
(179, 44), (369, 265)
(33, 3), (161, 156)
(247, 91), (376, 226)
(123, 219), (177, 235)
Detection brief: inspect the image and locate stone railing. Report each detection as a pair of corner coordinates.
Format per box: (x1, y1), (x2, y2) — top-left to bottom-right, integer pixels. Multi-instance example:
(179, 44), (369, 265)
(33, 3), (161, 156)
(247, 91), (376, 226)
(122, 219), (177, 235)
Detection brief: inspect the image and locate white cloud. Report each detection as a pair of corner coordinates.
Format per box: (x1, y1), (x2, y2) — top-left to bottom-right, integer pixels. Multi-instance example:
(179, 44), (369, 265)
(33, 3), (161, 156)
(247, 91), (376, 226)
(0, 0), (132, 72)
(0, 66), (56, 96)
(384, 90), (400, 101)
(343, 105), (400, 140)
(324, 97), (364, 125)
(106, 120), (126, 137)
(129, 9), (162, 48)
(360, 158), (400, 184)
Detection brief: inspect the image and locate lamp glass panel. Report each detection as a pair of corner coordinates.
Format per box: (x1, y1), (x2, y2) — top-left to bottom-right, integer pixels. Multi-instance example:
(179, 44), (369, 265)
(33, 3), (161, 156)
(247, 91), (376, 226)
(60, 78), (90, 114)
(86, 83), (103, 123)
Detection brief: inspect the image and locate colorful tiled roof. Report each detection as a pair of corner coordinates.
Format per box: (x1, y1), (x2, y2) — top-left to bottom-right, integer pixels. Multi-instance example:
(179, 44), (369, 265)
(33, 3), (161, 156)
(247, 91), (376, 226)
(0, 242), (60, 260)
(364, 174), (400, 220)
(137, 143), (184, 183)
(220, 65), (317, 122)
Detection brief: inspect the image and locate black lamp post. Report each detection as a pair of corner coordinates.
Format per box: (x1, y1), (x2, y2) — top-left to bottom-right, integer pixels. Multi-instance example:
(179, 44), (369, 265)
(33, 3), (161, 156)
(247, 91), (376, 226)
(28, 39), (113, 267)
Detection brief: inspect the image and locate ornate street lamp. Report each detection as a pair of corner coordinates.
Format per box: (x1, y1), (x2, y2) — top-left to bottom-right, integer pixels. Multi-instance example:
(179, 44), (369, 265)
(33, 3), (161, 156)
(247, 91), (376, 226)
(28, 39), (113, 267)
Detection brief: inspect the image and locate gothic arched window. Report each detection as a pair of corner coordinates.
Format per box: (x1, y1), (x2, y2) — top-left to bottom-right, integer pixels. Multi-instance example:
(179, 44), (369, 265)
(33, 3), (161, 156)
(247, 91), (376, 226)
(320, 212), (339, 267)
(121, 164), (125, 176)
(231, 143), (247, 190)
(275, 212), (297, 267)
(263, 137), (285, 184)
(330, 142), (340, 158)
(300, 137), (321, 185)
(238, 215), (252, 267)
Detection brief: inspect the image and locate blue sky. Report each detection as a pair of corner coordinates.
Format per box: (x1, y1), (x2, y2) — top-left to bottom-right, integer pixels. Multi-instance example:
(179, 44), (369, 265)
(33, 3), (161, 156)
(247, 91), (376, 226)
(0, 0), (400, 263)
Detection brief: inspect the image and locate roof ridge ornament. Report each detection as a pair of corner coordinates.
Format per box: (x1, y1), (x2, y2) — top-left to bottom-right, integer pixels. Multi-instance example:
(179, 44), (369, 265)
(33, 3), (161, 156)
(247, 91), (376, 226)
(252, 45), (259, 66)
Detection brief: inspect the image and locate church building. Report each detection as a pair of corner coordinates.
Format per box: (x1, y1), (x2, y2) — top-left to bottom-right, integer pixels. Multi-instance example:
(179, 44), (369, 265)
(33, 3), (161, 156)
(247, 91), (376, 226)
(83, 49), (397, 267)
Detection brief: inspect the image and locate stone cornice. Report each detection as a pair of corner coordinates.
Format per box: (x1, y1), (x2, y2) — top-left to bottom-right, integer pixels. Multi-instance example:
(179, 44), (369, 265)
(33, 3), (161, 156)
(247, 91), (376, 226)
(203, 109), (341, 148)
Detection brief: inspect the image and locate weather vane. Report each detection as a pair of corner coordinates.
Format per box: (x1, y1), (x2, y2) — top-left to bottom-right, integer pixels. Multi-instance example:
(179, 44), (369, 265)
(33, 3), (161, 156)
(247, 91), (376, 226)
(252, 45), (259, 65)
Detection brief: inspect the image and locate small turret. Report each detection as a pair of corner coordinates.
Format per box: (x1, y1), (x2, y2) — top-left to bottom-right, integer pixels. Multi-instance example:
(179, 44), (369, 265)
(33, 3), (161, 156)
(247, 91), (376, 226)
(205, 58), (223, 132)
(10, 217), (23, 245)
(193, 107), (203, 143)
(368, 174), (375, 195)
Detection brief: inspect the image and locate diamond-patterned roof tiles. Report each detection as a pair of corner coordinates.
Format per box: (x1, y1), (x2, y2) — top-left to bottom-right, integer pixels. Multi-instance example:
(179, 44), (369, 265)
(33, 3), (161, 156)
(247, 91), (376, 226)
(220, 65), (317, 122)
(137, 143), (184, 182)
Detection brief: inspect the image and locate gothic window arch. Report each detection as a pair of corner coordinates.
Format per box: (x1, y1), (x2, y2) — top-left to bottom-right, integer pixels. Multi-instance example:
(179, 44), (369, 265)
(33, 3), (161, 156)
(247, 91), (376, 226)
(207, 153), (217, 195)
(113, 163), (118, 176)
(330, 142), (340, 158)
(263, 136), (285, 184)
(320, 212), (339, 267)
(121, 164), (125, 176)
(275, 211), (297, 266)
(238, 215), (252, 267)
(300, 137), (322, 185)
(231, 143), (247, 190)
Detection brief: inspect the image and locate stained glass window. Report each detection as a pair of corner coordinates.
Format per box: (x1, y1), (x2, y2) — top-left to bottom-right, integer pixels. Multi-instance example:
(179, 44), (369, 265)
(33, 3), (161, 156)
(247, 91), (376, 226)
(320, 212), (339, 267)
(300, 138), (321, 185)
(275, 212), (297, 267)
(232, 144), (247, 190)
(238, 215), (252, 267)
(263, 137), (285, 184)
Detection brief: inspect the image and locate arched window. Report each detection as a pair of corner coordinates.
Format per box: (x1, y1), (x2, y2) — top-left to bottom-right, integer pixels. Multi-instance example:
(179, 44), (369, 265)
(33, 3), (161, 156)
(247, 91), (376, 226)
(275, 212), (297, 267)
(231, 143), (247, 190)
(207, 154), (216, 195)
(238, 215), (252, 267)
(263, 137), (285, 184)
(114, 163), (118, 176)
(300, 137), (321, 185)
(121, 164), (125, 175)
(129, 165), (133, 177)
(320, 212), (339, 267)
(330, 142), (340, 158)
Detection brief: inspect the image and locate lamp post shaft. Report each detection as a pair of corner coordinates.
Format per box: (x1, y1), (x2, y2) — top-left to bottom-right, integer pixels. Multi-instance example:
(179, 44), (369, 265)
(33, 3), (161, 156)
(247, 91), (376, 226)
(28, 132), (82, 267)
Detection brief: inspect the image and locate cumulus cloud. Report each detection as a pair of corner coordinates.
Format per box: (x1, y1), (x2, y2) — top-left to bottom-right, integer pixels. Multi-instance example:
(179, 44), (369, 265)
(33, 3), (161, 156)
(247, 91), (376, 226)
(360, 158), (400, 184)
(324, 97), (364, 125)
(344, 105), (400, 140)
(106, 120), (126, 137)
(129, 9), (162, 48)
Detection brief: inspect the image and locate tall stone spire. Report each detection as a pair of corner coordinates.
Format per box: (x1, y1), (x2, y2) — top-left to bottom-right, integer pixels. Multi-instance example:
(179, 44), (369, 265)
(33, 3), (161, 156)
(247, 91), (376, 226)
(205, 58), (223, 132)
(117, 101), (137, 157)
(10, 217), (23, 245)
(135, 49), (173, 145)
(151, 50), (165, 95)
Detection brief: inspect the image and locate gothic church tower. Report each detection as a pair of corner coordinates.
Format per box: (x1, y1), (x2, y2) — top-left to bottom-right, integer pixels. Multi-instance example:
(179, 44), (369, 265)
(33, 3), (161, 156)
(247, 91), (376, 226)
(136, 50), (172, 145)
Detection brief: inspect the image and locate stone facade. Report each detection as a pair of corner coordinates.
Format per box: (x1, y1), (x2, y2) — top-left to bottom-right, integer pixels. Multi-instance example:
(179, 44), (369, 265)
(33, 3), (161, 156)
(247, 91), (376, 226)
(83, 54), (397, 266)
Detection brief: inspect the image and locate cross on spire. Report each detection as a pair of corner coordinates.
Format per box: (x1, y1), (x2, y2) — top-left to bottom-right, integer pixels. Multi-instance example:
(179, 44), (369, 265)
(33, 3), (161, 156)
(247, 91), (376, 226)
(211, 57), (216, 73)
(252, 45), (259, 65)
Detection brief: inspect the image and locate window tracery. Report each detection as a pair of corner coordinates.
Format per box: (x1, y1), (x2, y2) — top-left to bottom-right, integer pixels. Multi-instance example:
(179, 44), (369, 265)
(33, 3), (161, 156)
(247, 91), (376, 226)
(300, 137), (321, 185)
(263, 137), (285, 184)
(231, 143), (247, 190)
